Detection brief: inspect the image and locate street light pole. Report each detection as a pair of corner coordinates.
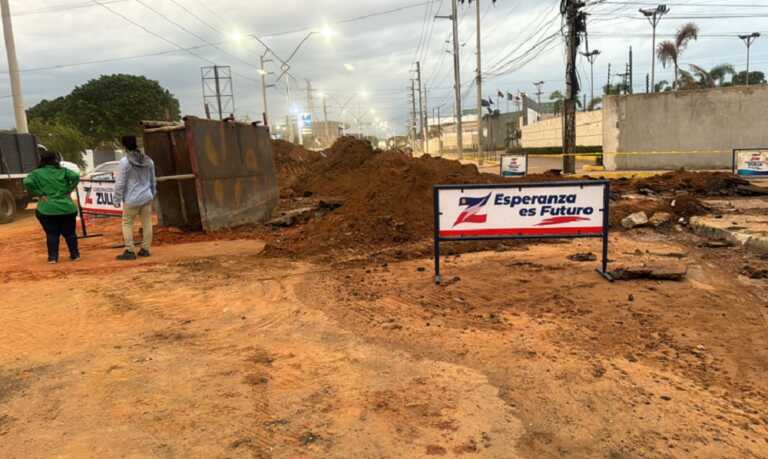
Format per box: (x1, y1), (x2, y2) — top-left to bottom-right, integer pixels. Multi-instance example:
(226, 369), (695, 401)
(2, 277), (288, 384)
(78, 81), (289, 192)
(0, 0), (28, 133)
(640, 5), (669, 93)
(739, 32), (761, 86)
(580, 50), (600, 110)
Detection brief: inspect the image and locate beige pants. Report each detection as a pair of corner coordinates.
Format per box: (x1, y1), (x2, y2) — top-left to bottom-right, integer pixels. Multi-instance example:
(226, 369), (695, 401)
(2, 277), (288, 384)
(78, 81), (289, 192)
(122, 203), (153, 253)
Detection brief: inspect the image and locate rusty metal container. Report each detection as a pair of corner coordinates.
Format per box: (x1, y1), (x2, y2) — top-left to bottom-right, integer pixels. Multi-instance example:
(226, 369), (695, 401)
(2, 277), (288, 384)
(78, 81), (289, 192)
(143, 117), (278, 232)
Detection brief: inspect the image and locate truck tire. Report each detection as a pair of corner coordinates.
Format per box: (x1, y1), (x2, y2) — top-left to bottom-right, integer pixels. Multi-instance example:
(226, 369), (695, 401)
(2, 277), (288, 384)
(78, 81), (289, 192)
(15, 197), (31, 210)
(0, 189), (17, 224)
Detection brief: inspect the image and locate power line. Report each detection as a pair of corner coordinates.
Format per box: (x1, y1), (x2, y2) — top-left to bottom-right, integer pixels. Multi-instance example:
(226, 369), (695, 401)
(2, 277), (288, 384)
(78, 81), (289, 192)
(594, 1), (768, 8)
(264, 1), (442, 38)
(11, 0), (129, 16)
(89, 0), (215, 65)
(167, 0), (221, 35)
(134, 0), (260, 73)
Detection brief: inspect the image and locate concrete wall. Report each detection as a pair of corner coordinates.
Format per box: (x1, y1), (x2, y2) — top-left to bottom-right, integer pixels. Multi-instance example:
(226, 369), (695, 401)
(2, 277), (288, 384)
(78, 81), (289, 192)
(603, 85), (768, 170)
(520, 111), (602, 148)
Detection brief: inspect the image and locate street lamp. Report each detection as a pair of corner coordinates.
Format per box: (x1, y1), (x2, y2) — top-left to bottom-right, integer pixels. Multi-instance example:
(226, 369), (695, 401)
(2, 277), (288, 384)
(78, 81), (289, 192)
(580, 50), (601, 108)
(738, 32), (761, 86)
(640, 5), (669, 92)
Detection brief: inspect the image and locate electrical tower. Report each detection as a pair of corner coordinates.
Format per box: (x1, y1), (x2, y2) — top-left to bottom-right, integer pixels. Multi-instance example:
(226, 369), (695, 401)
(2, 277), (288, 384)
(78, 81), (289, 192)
(201, 66), (235, 120)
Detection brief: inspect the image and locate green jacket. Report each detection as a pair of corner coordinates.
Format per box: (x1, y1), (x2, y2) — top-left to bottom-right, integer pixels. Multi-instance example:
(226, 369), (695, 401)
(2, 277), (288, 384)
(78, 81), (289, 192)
(23, 165), (80, 216)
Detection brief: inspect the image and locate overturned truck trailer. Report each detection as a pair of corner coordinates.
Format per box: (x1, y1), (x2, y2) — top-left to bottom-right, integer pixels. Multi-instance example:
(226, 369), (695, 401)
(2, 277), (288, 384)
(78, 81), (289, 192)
(143, 117), (278, 232)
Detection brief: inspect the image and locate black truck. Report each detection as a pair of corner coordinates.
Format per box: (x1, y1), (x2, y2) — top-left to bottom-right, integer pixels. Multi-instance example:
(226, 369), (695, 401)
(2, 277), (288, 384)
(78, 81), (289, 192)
(0, 133), (38, 223)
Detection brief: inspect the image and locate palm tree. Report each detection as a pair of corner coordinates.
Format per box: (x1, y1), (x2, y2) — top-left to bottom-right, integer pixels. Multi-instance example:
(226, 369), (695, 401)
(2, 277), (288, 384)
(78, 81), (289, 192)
(677, 69), (700, 90)
(654, 80), (672, 92)
(657, 22), (699, 89)
(690, 63), (736, 88)
(550, 90), (581, 115)
(550, 90), (564, 115)
(709, 64), (736, 86)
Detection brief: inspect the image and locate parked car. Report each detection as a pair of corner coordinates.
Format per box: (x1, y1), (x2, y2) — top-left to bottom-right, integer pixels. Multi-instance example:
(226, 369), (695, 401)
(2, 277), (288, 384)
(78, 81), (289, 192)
(60, 161), (81, 175)
(83, 161), (120, 181)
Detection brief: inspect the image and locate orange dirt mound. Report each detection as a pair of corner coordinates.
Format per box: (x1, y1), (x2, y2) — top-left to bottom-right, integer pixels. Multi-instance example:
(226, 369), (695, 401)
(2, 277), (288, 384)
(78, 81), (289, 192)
(272, 140), (324, 197)
(265, 137), (510, 257)
(612, 170), (748, 196)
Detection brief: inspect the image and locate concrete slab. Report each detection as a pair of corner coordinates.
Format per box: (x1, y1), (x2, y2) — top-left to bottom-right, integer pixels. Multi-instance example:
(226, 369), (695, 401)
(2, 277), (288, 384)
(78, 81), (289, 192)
(703, 197), (768, 213)
(690, 215), (768, 255)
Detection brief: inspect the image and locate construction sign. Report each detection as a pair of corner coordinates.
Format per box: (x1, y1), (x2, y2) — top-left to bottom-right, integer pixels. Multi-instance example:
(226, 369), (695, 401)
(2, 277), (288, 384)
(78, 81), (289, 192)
(433, 181), (611, 283)
(500, 154), (528, 177)
(77, 179), (123, 216)
(733, 149), (768, 177)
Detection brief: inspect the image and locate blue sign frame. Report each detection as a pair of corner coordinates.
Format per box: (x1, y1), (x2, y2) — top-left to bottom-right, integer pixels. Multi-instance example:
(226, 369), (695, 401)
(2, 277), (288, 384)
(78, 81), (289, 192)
(433, 180), (612, 284)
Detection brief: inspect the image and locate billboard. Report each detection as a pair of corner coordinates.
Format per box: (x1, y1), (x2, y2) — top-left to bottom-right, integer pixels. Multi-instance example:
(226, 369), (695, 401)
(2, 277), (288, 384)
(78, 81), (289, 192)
(77, 179), (123, 216)
(500, 154), (528, 177)
(433, 181), (610, 283)
(300, 113), (313, 128)
(733, 149), (768, 177)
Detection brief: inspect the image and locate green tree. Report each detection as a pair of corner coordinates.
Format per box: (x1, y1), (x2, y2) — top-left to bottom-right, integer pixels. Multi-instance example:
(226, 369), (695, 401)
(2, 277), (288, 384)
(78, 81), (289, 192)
(654, 80), (672, 92)
(549, 90), (581, 115)
(29, 120), (89, 167)
(730, 70), (767, 85)
(588, 97), (602, 111)
(657, 22), (699, 89)
(688, 63), (736, 88)
(603, 82), (631, 95)
(28, 74), (180, 144)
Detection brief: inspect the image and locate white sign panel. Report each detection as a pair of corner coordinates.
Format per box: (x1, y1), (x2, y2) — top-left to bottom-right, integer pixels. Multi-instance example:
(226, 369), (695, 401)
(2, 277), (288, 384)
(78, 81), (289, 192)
(500, 154), (527, 177)
(437, 183), (606, 238)
(735, 149), (768, 177)
(77, 180), (122, 216)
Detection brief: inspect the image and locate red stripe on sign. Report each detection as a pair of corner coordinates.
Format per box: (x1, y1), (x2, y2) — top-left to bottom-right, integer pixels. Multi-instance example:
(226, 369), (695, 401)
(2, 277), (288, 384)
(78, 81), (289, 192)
(82, 208), (123, 216)
(440, 227), (604, 237)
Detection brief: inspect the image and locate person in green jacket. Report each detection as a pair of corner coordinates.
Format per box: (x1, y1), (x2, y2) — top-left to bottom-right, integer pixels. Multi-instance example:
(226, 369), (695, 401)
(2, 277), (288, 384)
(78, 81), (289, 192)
(23, 150), (81, 263)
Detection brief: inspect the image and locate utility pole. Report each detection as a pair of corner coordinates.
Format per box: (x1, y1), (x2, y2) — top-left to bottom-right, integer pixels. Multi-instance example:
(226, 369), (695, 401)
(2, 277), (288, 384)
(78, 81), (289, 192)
(739, 33), (761, 86)
(606, 63), (612, 94)
(629, 46), (634, 94)
(259, 52), (273, 126)
(640, 5), (669, 93)
(321, 94), (329, 145)
(410, 80), (418, 150)
(533, 80), (544, 106)
(213, 66), (224, 120)
(580, 50), (600, 109)
(563, 0), (585, 175)
(474, 0), (484, 164)
(415, 62), (424, 151)
(646, 73), (650, 93)
(423, 86), (429, 154)
(0, 0), (27, 134)
(436, 106), (443, 156)
(438, 0), (464, 158)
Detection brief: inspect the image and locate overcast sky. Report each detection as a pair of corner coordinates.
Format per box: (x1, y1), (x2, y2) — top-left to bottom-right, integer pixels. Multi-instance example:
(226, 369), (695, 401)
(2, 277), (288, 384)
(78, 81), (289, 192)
(1, 0), (766, 136)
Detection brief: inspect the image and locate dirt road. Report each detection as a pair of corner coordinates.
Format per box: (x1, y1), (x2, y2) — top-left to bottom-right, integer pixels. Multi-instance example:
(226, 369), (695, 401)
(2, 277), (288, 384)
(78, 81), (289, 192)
(1, 209), (767, 458)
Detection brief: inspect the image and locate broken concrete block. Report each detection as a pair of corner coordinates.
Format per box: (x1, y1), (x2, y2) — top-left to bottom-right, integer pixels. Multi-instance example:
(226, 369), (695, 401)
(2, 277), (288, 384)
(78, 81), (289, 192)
(568, 252), (597, 262)
(609, 262), (688, 281)
(649, 212), (673, 227)
(621, 212), (649, 229)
